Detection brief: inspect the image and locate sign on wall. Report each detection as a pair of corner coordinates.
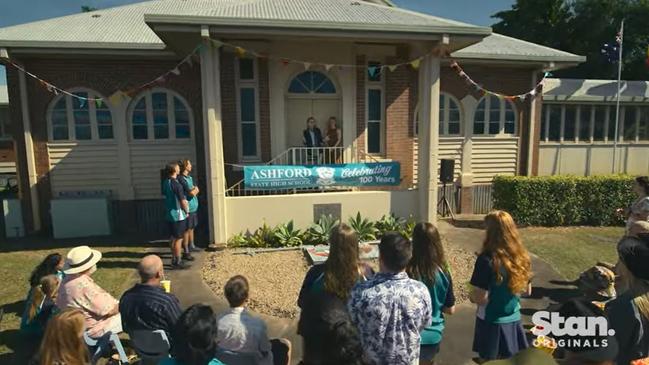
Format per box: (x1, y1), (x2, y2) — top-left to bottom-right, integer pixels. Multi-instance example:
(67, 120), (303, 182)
(243, 162), (400, 190)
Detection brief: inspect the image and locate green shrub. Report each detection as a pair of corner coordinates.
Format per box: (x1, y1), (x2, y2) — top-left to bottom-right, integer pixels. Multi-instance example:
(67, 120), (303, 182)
(348, 212), (379, 242)
(227, 232), (248, 247)
(493, 175), (635, 226)
(398, 215), (417, 240)
(305, 215), (340, 245)
(274, 220), (304, 247)
(248, 222), (277, 248)
(375, 214), (406, 234)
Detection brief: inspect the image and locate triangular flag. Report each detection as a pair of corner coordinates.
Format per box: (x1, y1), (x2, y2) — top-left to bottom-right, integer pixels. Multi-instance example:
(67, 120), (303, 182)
(410, 58), (421, 69)
(387, 64), (398, 72)
(368, 66), (378, 78)
(234, 47), (246, 58)
(171, 68), (181, 76)
(281, 58), (290, 66)
(257, 51), (268, 59)
(95, 99), (103, 108)
(324, 64), (333, 71)
(156, 75), (166, 83)
(304, 62), (311, 70)
(108, 91), (124, 107)
(211, 39), (223, 49)
(450, 61), (459, 69)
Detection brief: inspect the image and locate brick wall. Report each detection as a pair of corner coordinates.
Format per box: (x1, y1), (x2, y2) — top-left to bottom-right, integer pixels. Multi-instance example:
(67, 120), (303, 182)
(0, 141), (15, 163)
(6, 57), (204, 234)
(385, 57), (415, 188)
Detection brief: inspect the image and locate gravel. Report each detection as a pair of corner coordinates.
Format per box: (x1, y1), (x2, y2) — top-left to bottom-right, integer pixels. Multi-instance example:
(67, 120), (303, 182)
(202, 240), (475, 319)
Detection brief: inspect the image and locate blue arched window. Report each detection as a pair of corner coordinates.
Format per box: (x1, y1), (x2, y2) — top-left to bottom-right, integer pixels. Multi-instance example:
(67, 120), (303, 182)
(288, 71), (336, 94)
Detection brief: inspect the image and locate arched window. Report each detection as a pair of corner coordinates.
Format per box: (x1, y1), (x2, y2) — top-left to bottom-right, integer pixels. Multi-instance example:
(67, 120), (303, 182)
(288, 71), (336, 94)
(473, 95), (517, 135)
(414, 93), (463, 136)
(48, 89), (113, 141)
(129, 89), (192, 141)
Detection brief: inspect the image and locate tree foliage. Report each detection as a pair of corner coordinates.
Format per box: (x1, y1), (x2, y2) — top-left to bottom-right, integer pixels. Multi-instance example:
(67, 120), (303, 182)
(492, 0), (649, 80)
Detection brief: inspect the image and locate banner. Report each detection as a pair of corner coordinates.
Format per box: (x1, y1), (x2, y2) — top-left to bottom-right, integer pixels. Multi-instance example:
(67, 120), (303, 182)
(244, 162), (400, 190)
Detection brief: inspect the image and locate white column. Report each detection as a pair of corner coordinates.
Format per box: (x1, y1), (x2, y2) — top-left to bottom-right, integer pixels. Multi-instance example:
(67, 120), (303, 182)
(418, 54), (441, 222)
(18, 69), (41, 231)
(200, 30), (228, 244)
(527, 71), (538, 176)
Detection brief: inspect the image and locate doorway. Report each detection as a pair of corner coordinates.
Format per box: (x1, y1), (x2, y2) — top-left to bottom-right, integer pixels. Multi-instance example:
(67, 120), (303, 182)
(285, 71), (341, 148)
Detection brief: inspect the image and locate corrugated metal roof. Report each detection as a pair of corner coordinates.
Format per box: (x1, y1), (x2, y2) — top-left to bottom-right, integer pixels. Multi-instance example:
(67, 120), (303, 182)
(147, 0), (482, 31)
(0, 0), (486, 49)
(452, 33), (584, 63)
(543, 78), (649, 103)
(0, 85), (8, 104)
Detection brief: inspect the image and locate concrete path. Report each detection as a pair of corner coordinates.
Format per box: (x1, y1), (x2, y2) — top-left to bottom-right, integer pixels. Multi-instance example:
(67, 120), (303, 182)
(162, 218), (576, 365)
(435, 219), (579, 365)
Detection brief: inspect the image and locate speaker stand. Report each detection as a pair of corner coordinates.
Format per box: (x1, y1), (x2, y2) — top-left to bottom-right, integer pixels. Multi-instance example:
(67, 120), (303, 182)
(437, 181), (456, 221)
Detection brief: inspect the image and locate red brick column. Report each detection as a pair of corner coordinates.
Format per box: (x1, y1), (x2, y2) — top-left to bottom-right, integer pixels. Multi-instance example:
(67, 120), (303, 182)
(220, 51), (239, 186)
(385, 58), (414, 188)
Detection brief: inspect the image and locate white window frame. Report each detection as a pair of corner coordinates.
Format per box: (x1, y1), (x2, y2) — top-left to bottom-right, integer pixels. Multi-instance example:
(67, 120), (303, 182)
(46, 88), (114, 142)
(542, 103), (649, 144)
(127, 88), (194, 142)
(0, 106), (10, 141)
(473, 95), (518, 136)
(366, 61), (385, 155)
(235, 57), (261, 162)
(439, 93), (463, 136)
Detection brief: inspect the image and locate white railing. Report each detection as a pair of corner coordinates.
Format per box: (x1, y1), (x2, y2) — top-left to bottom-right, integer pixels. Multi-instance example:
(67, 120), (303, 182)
(225, 147), (380, 196)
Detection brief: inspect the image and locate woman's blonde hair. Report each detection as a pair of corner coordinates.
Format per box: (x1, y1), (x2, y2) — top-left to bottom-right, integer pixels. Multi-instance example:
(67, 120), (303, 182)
(482, 210), (532, 294)
(38, 308), (89, 365)
(27, 275), (60, 322)
(618, 261), (649, 321)
(324, 223), (360, 301)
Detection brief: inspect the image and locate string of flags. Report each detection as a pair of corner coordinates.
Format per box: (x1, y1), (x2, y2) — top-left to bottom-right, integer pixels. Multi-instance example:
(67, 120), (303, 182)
(449, 61), (549, 101)
(1, 44), (202, 106)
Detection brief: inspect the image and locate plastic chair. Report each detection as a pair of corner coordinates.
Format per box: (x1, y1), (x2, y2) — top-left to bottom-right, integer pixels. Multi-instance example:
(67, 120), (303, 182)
(84, 331), (129, 364)
(129, 329), (171, 365)
(214, 348), (258, 365)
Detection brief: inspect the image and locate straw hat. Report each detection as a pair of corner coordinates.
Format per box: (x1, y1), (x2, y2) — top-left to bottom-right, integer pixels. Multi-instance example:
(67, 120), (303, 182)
(63, 246), (102, 274)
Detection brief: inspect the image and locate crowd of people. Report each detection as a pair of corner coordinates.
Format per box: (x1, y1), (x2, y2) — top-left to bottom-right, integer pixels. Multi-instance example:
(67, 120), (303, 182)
(15, 175), (649, 365)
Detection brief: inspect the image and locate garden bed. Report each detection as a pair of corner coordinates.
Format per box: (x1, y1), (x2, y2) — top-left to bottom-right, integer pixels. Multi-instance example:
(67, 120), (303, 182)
(202, 239), (474, 319)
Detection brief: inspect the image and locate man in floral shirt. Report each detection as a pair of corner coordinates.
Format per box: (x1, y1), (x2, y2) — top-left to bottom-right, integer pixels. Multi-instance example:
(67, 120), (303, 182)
(349, 232), (432, 365)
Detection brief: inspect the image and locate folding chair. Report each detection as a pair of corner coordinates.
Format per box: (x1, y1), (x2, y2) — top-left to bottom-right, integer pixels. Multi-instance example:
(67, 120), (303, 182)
(129, 329), (171, 365)
(84, 331), (129, 364)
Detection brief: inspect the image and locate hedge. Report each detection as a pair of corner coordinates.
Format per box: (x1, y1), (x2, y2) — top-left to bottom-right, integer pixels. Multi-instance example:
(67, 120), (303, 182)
(492, 175), (636, 226)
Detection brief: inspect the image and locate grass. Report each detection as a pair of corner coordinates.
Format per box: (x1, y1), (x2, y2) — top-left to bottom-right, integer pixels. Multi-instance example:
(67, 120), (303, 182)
(0, 238), (152, 364)
(520, 226), (624, 280)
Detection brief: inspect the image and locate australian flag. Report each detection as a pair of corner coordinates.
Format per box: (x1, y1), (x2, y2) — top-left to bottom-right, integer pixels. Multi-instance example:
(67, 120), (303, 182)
(601, 28), (623, 63)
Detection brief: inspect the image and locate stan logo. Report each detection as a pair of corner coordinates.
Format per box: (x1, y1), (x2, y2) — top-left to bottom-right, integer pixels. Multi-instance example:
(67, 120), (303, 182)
(315, 167), (336, 186)
(531, 311), (614, 349)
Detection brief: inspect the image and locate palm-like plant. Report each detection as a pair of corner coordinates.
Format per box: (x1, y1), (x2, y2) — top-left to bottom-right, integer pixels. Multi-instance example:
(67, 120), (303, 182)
(249, 222), (276, 248)
(306, 214), (340, 245)
(398, 215), (417, 240)
(348, 212), (378, 242)
(274, 220), (304, 247)
(375, 214), (406, 235)
(227, 232), (248, 247)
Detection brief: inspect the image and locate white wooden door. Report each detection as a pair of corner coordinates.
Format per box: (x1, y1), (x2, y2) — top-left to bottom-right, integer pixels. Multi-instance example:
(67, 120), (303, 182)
(286, 98), (340, 148)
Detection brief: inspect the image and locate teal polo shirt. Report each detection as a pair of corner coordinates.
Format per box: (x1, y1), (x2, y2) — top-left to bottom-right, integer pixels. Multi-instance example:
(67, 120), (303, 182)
(470, 253), (522, 324)
(161, 178), (188, 222)
(419, 269), (456, 345)
(178, 174), (198, 213)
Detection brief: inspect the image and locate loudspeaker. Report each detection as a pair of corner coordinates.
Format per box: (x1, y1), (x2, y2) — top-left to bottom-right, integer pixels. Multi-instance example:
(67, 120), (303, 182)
(440, 159), (455, 183)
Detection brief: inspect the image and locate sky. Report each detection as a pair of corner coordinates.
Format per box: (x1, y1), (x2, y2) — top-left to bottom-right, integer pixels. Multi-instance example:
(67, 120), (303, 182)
(0, 0), (515, 85)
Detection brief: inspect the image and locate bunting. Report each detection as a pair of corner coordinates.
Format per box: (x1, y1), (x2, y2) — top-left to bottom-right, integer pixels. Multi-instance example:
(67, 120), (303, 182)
(450, 61), (549, 100)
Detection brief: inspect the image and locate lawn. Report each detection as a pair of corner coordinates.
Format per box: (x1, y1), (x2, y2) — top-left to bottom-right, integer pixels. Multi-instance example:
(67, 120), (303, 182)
(0, 238), (152, 364)
(520, 226), (624, 280)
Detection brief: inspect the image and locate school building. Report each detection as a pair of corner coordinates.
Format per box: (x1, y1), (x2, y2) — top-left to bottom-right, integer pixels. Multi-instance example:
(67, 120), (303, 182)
(0, 0), (645, 242)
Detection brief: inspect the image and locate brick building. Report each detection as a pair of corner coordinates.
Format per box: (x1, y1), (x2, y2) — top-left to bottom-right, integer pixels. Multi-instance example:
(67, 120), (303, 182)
(0, 0), (586, 241)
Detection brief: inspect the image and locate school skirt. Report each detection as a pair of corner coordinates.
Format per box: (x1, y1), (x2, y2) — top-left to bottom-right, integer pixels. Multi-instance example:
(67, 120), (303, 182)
(472, 317), (529, 360)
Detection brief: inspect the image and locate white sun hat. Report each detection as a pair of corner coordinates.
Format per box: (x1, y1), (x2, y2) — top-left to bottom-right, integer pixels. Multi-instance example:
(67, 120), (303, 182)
(63, 245), (102, 275)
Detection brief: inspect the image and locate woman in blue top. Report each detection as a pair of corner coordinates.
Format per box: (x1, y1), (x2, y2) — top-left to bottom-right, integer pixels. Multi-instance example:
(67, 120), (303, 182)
(406, 222), (456, 365)
(160, 304), (225, 365)
(178, 159), (200, 260)
(470, 210), (532, 363)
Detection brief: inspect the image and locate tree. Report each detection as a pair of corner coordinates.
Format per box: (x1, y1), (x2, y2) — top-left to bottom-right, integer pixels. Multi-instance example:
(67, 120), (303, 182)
(81, 5), (98, 12)
(492, 0), (649, 80)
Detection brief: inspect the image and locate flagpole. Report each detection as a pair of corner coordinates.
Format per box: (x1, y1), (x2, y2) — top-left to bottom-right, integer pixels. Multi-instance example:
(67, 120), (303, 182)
(612, 20), (624, 174)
